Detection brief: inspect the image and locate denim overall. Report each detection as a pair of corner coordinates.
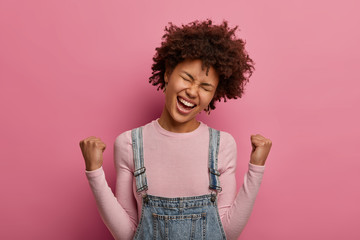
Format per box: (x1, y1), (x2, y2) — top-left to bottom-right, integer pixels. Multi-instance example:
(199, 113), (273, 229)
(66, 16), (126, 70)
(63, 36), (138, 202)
(131, 127), (227, 240)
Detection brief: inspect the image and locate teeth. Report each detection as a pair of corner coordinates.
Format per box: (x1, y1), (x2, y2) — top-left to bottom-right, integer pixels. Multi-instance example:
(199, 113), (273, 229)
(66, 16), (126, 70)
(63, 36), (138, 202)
(179, 97), (195, 107)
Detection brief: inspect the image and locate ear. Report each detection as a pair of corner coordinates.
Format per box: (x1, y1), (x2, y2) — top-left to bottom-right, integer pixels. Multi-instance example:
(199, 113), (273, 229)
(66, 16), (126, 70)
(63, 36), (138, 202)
(164, 71), (169, 84)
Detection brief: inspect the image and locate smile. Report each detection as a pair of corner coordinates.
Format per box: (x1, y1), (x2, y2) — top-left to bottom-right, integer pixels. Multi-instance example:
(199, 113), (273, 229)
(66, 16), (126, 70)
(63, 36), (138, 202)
(176, 96), (196, 114)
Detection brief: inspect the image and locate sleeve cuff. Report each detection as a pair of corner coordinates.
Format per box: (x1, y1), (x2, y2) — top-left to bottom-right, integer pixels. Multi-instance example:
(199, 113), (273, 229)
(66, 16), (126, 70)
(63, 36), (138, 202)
(85, 166), (104, 178)
(248, 162), (266, 173)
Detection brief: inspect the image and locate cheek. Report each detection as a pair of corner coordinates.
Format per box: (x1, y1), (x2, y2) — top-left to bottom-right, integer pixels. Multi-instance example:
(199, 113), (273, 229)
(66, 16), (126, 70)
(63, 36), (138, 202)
(165, 92), (172, 105)
(206, 91), (216, 102)
(198, 93), (213, 107)
(164, 88), (176, 107)
(208, 91), (217, 102)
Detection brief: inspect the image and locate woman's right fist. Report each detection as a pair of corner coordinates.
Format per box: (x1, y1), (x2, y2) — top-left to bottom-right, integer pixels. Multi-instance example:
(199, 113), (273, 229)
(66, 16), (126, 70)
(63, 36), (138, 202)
(79, 136), (106, 171)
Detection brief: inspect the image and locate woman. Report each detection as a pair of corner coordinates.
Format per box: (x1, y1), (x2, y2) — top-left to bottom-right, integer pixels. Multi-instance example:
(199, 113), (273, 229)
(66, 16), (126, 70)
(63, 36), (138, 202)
(79, 19), (272, 240)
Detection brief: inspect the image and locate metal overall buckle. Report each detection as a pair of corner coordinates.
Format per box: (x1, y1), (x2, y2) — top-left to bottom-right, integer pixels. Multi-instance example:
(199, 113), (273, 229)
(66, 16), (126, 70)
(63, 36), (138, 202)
(137, 190), (149, 204)
(142, 193), (149, 204)
(136, 185), (149, 204)
(210, 190), (218, 202)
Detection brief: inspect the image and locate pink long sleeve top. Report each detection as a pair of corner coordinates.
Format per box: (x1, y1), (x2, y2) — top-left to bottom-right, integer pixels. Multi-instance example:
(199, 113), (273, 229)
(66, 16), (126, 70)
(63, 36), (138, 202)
(85, 119), (266, 240)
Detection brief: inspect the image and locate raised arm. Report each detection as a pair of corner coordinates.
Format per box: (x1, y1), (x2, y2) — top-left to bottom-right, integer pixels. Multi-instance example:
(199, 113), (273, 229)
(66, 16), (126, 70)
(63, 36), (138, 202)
(216, 132), (270, 240)
(81, 131), (138, 239)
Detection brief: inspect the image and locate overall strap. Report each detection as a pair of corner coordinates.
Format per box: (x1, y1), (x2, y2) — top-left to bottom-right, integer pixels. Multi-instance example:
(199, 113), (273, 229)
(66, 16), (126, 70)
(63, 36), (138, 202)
(131, 127), (148, 193)
(208, 127), (222, 193)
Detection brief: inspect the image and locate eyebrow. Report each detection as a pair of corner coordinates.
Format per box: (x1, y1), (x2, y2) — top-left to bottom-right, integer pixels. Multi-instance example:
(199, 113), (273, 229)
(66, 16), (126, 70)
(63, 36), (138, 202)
(181, 71), (195, 81)
(180, 71), (215, 87)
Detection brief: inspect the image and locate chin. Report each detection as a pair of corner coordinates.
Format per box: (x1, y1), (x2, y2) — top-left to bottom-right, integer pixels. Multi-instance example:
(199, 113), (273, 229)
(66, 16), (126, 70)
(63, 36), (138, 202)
(172, 111), (199, 124)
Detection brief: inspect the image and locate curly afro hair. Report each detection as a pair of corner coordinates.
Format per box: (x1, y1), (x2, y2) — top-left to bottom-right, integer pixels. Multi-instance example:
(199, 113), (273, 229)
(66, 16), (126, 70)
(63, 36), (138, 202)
(149, 19), (255, 110)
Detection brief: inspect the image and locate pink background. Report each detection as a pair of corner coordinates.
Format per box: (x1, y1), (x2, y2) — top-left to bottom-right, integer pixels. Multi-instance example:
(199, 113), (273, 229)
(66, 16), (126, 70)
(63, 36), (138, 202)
(1, 0), (359, 239)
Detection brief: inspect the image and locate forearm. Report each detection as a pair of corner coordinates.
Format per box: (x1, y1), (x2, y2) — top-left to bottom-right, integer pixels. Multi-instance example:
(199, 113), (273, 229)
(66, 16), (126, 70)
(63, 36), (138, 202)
(85, 167), (136, 240)
(221, 163), (265, 240)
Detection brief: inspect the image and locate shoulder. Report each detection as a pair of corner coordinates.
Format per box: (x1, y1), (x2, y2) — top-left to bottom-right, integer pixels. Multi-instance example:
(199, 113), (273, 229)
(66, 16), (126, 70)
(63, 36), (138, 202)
(114, 130), (132, 147)
(113, 130), (133, 170)
(219, 130), (237, 148)
(207, 127), (237, 150)
(113, 121), (156, 170)
(114, 121), (154, 146)
(205, 125), (236, 148)
(216, 130), (237, 172)
(218, 130), (237, 157)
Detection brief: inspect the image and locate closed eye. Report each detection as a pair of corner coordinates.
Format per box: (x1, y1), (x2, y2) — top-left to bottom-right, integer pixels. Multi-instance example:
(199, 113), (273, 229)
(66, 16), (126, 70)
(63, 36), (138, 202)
(201, 83), (213, 92)
(181, 76), (191, 82)
(202, 86), (210, 91)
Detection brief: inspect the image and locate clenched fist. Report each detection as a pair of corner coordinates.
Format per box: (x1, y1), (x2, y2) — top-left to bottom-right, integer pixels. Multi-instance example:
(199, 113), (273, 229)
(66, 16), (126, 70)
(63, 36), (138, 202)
(79, 136), (106, 171)
(250, 134), (272, 166)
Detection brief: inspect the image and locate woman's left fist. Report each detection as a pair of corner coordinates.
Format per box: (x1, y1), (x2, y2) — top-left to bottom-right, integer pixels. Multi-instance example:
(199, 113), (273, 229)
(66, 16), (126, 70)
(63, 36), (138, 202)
(250, 134), (272, 166)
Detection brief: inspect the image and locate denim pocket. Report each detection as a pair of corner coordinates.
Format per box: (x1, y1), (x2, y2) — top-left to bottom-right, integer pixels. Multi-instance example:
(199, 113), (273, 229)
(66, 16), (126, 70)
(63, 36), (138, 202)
(152, 212), (207, 240)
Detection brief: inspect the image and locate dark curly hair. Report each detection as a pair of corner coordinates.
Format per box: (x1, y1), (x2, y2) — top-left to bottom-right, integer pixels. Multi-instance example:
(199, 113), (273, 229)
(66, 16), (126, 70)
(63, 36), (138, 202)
(149, 19), (255, 110)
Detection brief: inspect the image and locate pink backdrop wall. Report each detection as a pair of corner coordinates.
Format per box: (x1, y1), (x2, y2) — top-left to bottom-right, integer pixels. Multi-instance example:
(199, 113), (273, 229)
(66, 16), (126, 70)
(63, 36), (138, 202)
(1, 0), (359, 239)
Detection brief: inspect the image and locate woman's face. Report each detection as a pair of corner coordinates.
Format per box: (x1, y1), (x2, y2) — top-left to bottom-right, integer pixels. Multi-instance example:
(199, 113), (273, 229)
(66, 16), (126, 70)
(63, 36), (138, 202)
(163, 59), (219, 126)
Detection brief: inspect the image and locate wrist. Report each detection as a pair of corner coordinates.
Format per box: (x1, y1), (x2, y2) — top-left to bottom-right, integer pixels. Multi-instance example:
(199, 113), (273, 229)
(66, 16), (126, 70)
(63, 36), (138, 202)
(249, 160), (265, 166)
(86, 164), (102, 171)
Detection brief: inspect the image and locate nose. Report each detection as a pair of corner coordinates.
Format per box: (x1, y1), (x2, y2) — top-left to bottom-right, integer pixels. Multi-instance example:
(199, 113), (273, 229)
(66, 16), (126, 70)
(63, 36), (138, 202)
(185, 83), (198, 99)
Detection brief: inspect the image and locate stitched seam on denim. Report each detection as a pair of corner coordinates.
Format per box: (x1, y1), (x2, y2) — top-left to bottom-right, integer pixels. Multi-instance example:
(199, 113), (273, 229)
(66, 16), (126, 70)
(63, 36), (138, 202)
(132, 195), (146, 240)
(145, 193), (214, 201)
(153, 213), (203, 220)
(165, 218), (169, 239)
(215, 130), (221, 191)
(208, 128), (222, 192)
(152, 214), (157, 240)
(191, 217), (196, 240)
(214, 198), (227, 239)
(202, 212), (207, 239)
(147, 204), (212, 209)
(131, 127), (148, 193)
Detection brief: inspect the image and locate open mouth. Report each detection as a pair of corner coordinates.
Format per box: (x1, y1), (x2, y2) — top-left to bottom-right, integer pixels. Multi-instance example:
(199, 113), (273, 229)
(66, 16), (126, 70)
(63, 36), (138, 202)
(177, 96), (196, 113)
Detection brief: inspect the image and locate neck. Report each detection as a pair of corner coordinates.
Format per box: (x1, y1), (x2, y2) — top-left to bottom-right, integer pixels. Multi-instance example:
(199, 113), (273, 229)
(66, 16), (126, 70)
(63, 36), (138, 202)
(158, 106), (200, 133)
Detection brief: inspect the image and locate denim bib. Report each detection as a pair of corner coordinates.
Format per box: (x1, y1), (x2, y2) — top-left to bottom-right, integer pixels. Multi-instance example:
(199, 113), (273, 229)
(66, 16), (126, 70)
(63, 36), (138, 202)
(131, 127), (227, 239)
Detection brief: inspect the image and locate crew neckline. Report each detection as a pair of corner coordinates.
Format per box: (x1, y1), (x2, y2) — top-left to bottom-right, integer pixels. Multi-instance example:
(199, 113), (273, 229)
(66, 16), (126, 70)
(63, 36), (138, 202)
(153, 118), (206, 138)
